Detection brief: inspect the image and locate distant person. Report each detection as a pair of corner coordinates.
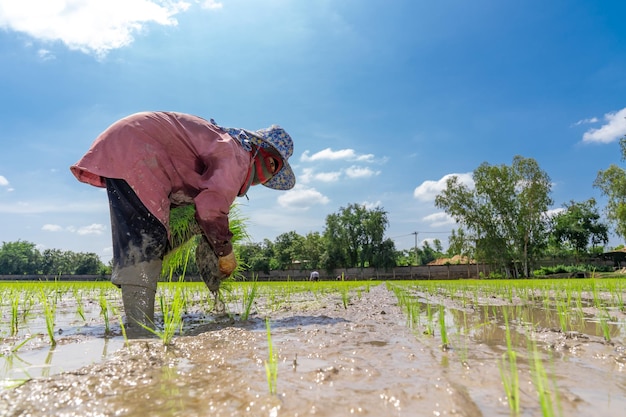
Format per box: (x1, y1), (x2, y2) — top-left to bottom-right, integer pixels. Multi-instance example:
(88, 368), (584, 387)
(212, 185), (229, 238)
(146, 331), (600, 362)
(70, 111), (295, 335)
(309, 270), (319, 281)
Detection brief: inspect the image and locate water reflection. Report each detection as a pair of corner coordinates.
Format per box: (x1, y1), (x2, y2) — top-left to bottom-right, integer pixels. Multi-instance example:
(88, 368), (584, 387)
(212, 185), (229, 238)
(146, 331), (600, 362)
(1, 337), (125, 389)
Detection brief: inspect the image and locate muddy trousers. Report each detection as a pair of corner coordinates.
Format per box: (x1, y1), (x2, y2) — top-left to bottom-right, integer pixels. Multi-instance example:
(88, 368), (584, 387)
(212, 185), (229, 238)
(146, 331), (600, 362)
(105, 179), (169, 332)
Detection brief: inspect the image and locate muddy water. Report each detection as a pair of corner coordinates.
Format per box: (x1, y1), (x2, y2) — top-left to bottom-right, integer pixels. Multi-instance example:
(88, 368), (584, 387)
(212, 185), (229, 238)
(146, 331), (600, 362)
(1, 283), (625, 416)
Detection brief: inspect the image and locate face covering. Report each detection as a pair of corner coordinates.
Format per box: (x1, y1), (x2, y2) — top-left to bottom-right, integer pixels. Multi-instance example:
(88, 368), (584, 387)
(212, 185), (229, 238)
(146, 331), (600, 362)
(238, 146), (283, 196)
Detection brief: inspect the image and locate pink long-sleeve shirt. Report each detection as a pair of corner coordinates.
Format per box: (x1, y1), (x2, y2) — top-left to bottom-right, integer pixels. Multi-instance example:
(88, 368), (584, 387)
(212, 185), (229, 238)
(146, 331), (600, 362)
(70, 111), (252, 257)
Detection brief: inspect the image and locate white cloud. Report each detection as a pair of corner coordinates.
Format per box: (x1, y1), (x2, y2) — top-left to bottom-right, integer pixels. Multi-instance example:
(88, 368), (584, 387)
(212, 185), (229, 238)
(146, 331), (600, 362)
(300, 168), (342, 184)
(315, 171), (342, 182)
(345, 165), (380, 179)
(301, 148), (374, 162)
(582, 107), (626, 144)
(277, 185), (330, 209)
(77, 223), (106, 235)
(362, 200), (382, 210)
(37, 48), (55, 60)
(41, 223), (106, 235)
(200, 0), (223, 9)
(300, 166), (380, 183)
(0, 0), (190, 57)
(422, 212), (455, 228)
(573, 117), (599, 126)
(42, 224), (63, 232)
(413, 173), (474, 202)
(0, 175), (9, 187)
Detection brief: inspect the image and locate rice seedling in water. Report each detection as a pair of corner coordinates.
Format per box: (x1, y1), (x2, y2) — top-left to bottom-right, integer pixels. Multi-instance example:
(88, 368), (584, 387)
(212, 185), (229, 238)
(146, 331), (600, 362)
(39, 289), (57, 346)
(10, 295), (19, 336)
(240, 279), (259, 321)
(528, 339), (560, 417)
(598, 309), (612, 343)
(438, 304), (450, 350)
(498, 307), (520, 414)
(264, 317), (278, 395)
(425, 301), (435, 336)
(388, 283), (415, 328)
(99, 289), (111, 336)
(556, 301), (568, 333)
(340, 283), (350, 309)
(114, 306), (131, 348)
(156, 279), (187, 346)
(0, 334), (36, 366)
(73, 287), (86, 322)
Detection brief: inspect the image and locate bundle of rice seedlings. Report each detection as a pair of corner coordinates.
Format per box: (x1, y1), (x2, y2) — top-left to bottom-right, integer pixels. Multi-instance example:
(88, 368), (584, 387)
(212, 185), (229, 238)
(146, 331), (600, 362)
(163, 203), (248, 310)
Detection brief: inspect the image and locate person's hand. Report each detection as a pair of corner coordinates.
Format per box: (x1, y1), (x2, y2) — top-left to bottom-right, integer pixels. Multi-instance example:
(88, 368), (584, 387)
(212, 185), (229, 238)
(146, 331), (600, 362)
(218, 251), (237, 276)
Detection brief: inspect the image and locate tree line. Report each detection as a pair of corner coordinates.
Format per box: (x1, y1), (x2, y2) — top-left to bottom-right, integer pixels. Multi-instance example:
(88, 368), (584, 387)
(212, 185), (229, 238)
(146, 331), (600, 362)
(237, 203), (448, 273)
(0, 240), (109, 275)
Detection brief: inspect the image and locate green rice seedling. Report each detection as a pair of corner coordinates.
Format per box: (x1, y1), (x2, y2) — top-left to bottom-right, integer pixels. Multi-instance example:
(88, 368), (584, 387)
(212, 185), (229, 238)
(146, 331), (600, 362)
(39, 289), (57, 346)
(456, 310), (470, 366)
(556, 301), (568, 333)
(408, 299), (421, 329)
(498, 307), (520, 414)
(73, 287), (86, 322)
(528, 339), (559, 417)
(425, 302), (435, 336)
(113, 306), (130, 348)
(158, 279), (187, 346)
(5, 334), (36, 356)
(264, 317), (278, 395)
(10, 295), (19, 336)
(163, 203), (248, 283)
(240, 279), (259, 321)
(131, 281), (184, 345)
(341, 283), (350, 309)
(598, 309), (612, 343)
(99, 290), (111, 336)
(438, 304), (449, 350)
(20, 289), (34, 323)
(393, 284), (423, 330)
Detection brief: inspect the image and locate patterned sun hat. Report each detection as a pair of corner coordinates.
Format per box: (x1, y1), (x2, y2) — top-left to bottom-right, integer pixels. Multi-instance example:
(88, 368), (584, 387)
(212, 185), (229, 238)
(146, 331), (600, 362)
(219, 124), (296, 190)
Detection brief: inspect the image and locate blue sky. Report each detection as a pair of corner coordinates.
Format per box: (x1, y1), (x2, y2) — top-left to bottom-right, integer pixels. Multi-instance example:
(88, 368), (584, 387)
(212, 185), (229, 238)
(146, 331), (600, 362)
(1, 0), (626, 264)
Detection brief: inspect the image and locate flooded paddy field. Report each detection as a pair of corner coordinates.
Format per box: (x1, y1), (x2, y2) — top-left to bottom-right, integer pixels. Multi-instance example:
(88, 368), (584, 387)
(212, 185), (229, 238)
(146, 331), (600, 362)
(0, 278), (625, 417)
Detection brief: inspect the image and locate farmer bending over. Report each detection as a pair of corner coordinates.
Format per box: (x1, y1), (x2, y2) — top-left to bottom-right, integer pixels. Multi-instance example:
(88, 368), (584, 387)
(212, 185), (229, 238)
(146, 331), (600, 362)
(70, 111), (295, 334)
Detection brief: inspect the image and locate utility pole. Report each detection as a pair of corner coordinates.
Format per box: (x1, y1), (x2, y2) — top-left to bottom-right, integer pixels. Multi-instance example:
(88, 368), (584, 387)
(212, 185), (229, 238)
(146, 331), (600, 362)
(412, 231), (419, 265)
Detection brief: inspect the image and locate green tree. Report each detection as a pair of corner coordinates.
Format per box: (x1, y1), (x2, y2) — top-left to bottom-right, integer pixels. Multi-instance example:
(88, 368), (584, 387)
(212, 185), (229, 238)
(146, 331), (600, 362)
(435, 155), (552, 277)
(322, 203), (391, 269)
(394, 249), (414, 266)
(73, 252), (104, 275)
(237, 240), (274, 274)
(273, 231), (305, 270)
(0, 241), (108, 275)
(594, 157), (626, 242)
(0, 240), (42, 274)
(41, 248), (72, 275)
(447, 228), (475, 262)
(322, 211), (349, 270)
(550, 199), (608, 259)
(418, 241), (436, 265)
(302, 232), (324, 269)
(371, 238), (397, 269)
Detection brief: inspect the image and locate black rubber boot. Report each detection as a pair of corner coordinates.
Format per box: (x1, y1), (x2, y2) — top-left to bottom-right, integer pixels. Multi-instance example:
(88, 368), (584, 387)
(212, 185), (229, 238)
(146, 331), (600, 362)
(121, 284), (156, 338)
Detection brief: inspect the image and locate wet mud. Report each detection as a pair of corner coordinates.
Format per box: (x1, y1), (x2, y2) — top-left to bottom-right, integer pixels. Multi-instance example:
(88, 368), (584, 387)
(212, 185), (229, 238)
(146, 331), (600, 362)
(1, 283), (625, 416)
